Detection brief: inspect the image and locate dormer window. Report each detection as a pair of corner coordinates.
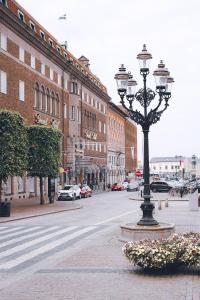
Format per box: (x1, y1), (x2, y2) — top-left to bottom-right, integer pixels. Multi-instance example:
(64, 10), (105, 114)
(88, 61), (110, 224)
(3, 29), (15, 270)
(29, 21), (35, 32)
(64, 53), (67, 58)
(40, 31), (45, 40)
(57, 47), (60, 53)
(0, 0), (7, 6)
(18, 10), (24, 22)
(49, 39), (53, 47)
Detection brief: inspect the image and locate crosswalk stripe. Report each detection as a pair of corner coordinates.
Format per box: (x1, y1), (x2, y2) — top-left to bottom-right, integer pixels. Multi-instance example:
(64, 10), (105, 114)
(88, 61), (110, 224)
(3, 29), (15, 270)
(0, 226), (78, 259)
(0, 226), (61, 249)
(0, 227), (8, 231)
(0, 226), (41, 241)
(0, 226), (96, 270)
(0, 227), (24, 238)
(0, 226), (41, 243)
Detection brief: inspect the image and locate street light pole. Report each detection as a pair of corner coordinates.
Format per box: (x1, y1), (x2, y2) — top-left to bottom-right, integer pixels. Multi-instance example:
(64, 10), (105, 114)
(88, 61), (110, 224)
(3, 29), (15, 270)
(115, 45), (174, 226)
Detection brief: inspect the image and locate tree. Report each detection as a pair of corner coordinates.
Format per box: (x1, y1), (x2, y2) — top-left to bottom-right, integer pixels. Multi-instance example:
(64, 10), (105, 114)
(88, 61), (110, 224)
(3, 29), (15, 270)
(0, 110), (28, 203)
(27, 126), (62, 204)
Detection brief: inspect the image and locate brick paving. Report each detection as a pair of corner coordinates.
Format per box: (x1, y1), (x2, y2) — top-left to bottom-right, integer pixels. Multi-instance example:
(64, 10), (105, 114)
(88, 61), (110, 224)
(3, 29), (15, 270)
(0, 196), (82, 223)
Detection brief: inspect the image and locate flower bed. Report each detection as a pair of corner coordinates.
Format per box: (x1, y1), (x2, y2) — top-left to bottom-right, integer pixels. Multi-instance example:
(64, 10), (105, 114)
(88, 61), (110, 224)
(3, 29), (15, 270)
(122, 232), (200, 270)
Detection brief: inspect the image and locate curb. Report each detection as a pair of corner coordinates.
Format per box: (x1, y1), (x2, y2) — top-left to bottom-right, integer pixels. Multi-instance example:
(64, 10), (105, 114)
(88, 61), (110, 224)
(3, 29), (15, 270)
(0, 204), (83, 223)
(129, 198), (189, 202)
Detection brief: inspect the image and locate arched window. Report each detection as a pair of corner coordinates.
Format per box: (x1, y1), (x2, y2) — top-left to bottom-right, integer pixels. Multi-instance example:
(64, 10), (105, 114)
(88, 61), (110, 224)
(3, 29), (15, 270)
(55, 94), (60, 116)
(51, 91), (55, 115)
(34, 82), (40, 108)
(41, 85), (45, 111)
(46, 88), (50, 113)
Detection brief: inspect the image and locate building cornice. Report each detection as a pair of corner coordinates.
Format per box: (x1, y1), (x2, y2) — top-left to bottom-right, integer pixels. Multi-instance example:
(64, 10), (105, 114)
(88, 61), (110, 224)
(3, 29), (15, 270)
(0, 4), (111, 102)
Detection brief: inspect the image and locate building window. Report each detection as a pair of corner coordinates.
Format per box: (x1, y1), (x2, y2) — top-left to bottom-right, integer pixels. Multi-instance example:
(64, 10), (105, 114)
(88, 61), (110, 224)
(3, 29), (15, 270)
(99, 143), (102, 152)
(0, 70), (7, 94)
(71, 106), (75, 120)
(50, 69), (54, 80)
(103, 123), (106, 134)
(18, 10), (24, 22)
(46, 88), (50, 113)
(0, 33), (7, 51)
(19, 47), (24, 62)
(96, 143), (98, 152)
(104, 145), (106, 153)
(56, 94), (60, 116)
(64, 104), (67, 118)
(41, 86), (45, 111)
(51, 92), (55, 115)
(64, 79), (68, 90)
(49, 39), (53, 47)
(99, 121), (101, 132)
(0, 0), (7, 6)
(31, 55), (35, 69)
(57, 74), (61, 86)
(29, 21), (35, 32)
(57, 47), (60, 53)
(165, 165), (168, 170)
(71, 82), (78, 94)
(41, 63), (45, 75)
(19, 80), (25, 101)
(34, 82), (40, 108)
(171, 166), (174, 170)
(40, 31), (45, 40)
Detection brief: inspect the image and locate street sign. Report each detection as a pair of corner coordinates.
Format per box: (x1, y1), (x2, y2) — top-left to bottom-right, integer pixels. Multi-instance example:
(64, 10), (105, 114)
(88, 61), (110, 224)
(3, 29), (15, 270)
(135, 170), (142, 177)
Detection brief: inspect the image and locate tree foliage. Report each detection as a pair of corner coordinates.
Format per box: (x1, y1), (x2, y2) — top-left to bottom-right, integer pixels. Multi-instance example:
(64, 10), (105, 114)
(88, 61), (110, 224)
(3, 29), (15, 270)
(0, 110), (28, 179)
(0, 110), (28, 202)
(27, 126), (62, 178)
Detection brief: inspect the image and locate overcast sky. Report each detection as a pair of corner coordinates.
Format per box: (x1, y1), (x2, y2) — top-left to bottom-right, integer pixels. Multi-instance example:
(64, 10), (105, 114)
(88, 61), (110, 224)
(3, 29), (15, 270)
(18, 0), (200, 162)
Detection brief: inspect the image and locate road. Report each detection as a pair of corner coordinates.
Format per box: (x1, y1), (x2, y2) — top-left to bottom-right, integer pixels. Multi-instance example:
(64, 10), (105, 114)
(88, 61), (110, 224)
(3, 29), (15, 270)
(0, 191), (199, 300)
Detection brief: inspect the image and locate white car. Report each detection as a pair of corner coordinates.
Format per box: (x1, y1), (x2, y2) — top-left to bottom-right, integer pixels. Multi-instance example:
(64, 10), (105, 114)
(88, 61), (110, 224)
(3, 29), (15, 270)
(57, 185), (81, 201)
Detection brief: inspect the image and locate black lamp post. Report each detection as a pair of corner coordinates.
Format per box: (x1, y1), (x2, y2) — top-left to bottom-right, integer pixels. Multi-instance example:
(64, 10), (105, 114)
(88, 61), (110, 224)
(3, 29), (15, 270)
(115, 44), (174, 226)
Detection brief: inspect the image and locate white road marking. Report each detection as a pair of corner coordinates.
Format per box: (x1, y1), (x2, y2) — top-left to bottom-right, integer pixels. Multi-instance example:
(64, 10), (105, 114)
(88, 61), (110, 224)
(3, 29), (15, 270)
(0, 226), (61, 249)
(0, 226), (78, 259)
(0, 226), (41, 243)
(94, 210), (138, 225)
(0, 227), (24, 238)
(0, 226), (97, 269)
(0, 227), (8, 231)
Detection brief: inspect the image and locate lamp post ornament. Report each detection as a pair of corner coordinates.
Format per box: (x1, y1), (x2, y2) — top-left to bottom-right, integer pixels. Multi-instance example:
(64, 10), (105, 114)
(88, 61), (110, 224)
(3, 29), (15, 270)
(115, 44), (174, 226)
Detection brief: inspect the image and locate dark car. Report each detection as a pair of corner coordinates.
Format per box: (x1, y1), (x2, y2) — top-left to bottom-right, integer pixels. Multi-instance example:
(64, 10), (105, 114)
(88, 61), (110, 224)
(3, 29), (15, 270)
(80, 185), (92, 198)
(150, 181), (172, 192)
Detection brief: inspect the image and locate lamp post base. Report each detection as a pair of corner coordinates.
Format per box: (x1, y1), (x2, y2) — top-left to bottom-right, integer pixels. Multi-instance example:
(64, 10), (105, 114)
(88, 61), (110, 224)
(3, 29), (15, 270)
(137, 201), (158, 226)
(120, 223), (175, 242)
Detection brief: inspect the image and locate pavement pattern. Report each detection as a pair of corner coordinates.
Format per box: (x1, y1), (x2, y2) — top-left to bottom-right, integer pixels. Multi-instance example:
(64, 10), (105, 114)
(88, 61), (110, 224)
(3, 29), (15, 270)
(0, 191), (199, 300)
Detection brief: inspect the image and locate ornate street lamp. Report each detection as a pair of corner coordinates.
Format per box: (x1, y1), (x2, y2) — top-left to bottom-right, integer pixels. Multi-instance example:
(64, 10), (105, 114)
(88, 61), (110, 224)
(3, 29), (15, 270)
(115, 44), (174, 226)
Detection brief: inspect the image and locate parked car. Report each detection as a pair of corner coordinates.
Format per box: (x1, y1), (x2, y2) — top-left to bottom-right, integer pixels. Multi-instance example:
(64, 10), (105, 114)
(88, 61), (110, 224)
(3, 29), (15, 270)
(111, 183), (124, 191)
(122, 182), (129, 190)
(80, 185), (92, 198)
(57, 185), (81, 201)
(127, 182), (139, 192)
(150, 181), (172, 193)
(197, 181), (200, 193)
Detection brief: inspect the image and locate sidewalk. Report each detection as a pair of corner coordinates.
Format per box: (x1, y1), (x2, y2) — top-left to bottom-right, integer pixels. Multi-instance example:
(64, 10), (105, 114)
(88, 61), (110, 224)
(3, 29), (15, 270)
(0, 197), (82, 223)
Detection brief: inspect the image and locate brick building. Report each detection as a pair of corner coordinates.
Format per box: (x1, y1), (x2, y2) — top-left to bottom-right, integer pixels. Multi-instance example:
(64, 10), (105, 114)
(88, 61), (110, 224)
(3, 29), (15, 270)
(125, 118), (137, 178)
(107, 102), (126, 185)
(107, 103), (138, 184)
(0, 0), (110, 200)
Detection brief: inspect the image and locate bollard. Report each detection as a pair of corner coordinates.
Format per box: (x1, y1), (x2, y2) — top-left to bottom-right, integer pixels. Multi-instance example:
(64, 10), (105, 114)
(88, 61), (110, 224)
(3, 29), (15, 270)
(165, 199), (169, 207)
(158, 200), (162, 210)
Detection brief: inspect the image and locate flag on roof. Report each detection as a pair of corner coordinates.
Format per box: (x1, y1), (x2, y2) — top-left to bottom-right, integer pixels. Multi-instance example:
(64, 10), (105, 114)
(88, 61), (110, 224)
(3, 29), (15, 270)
(58, 14), (66, 20)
